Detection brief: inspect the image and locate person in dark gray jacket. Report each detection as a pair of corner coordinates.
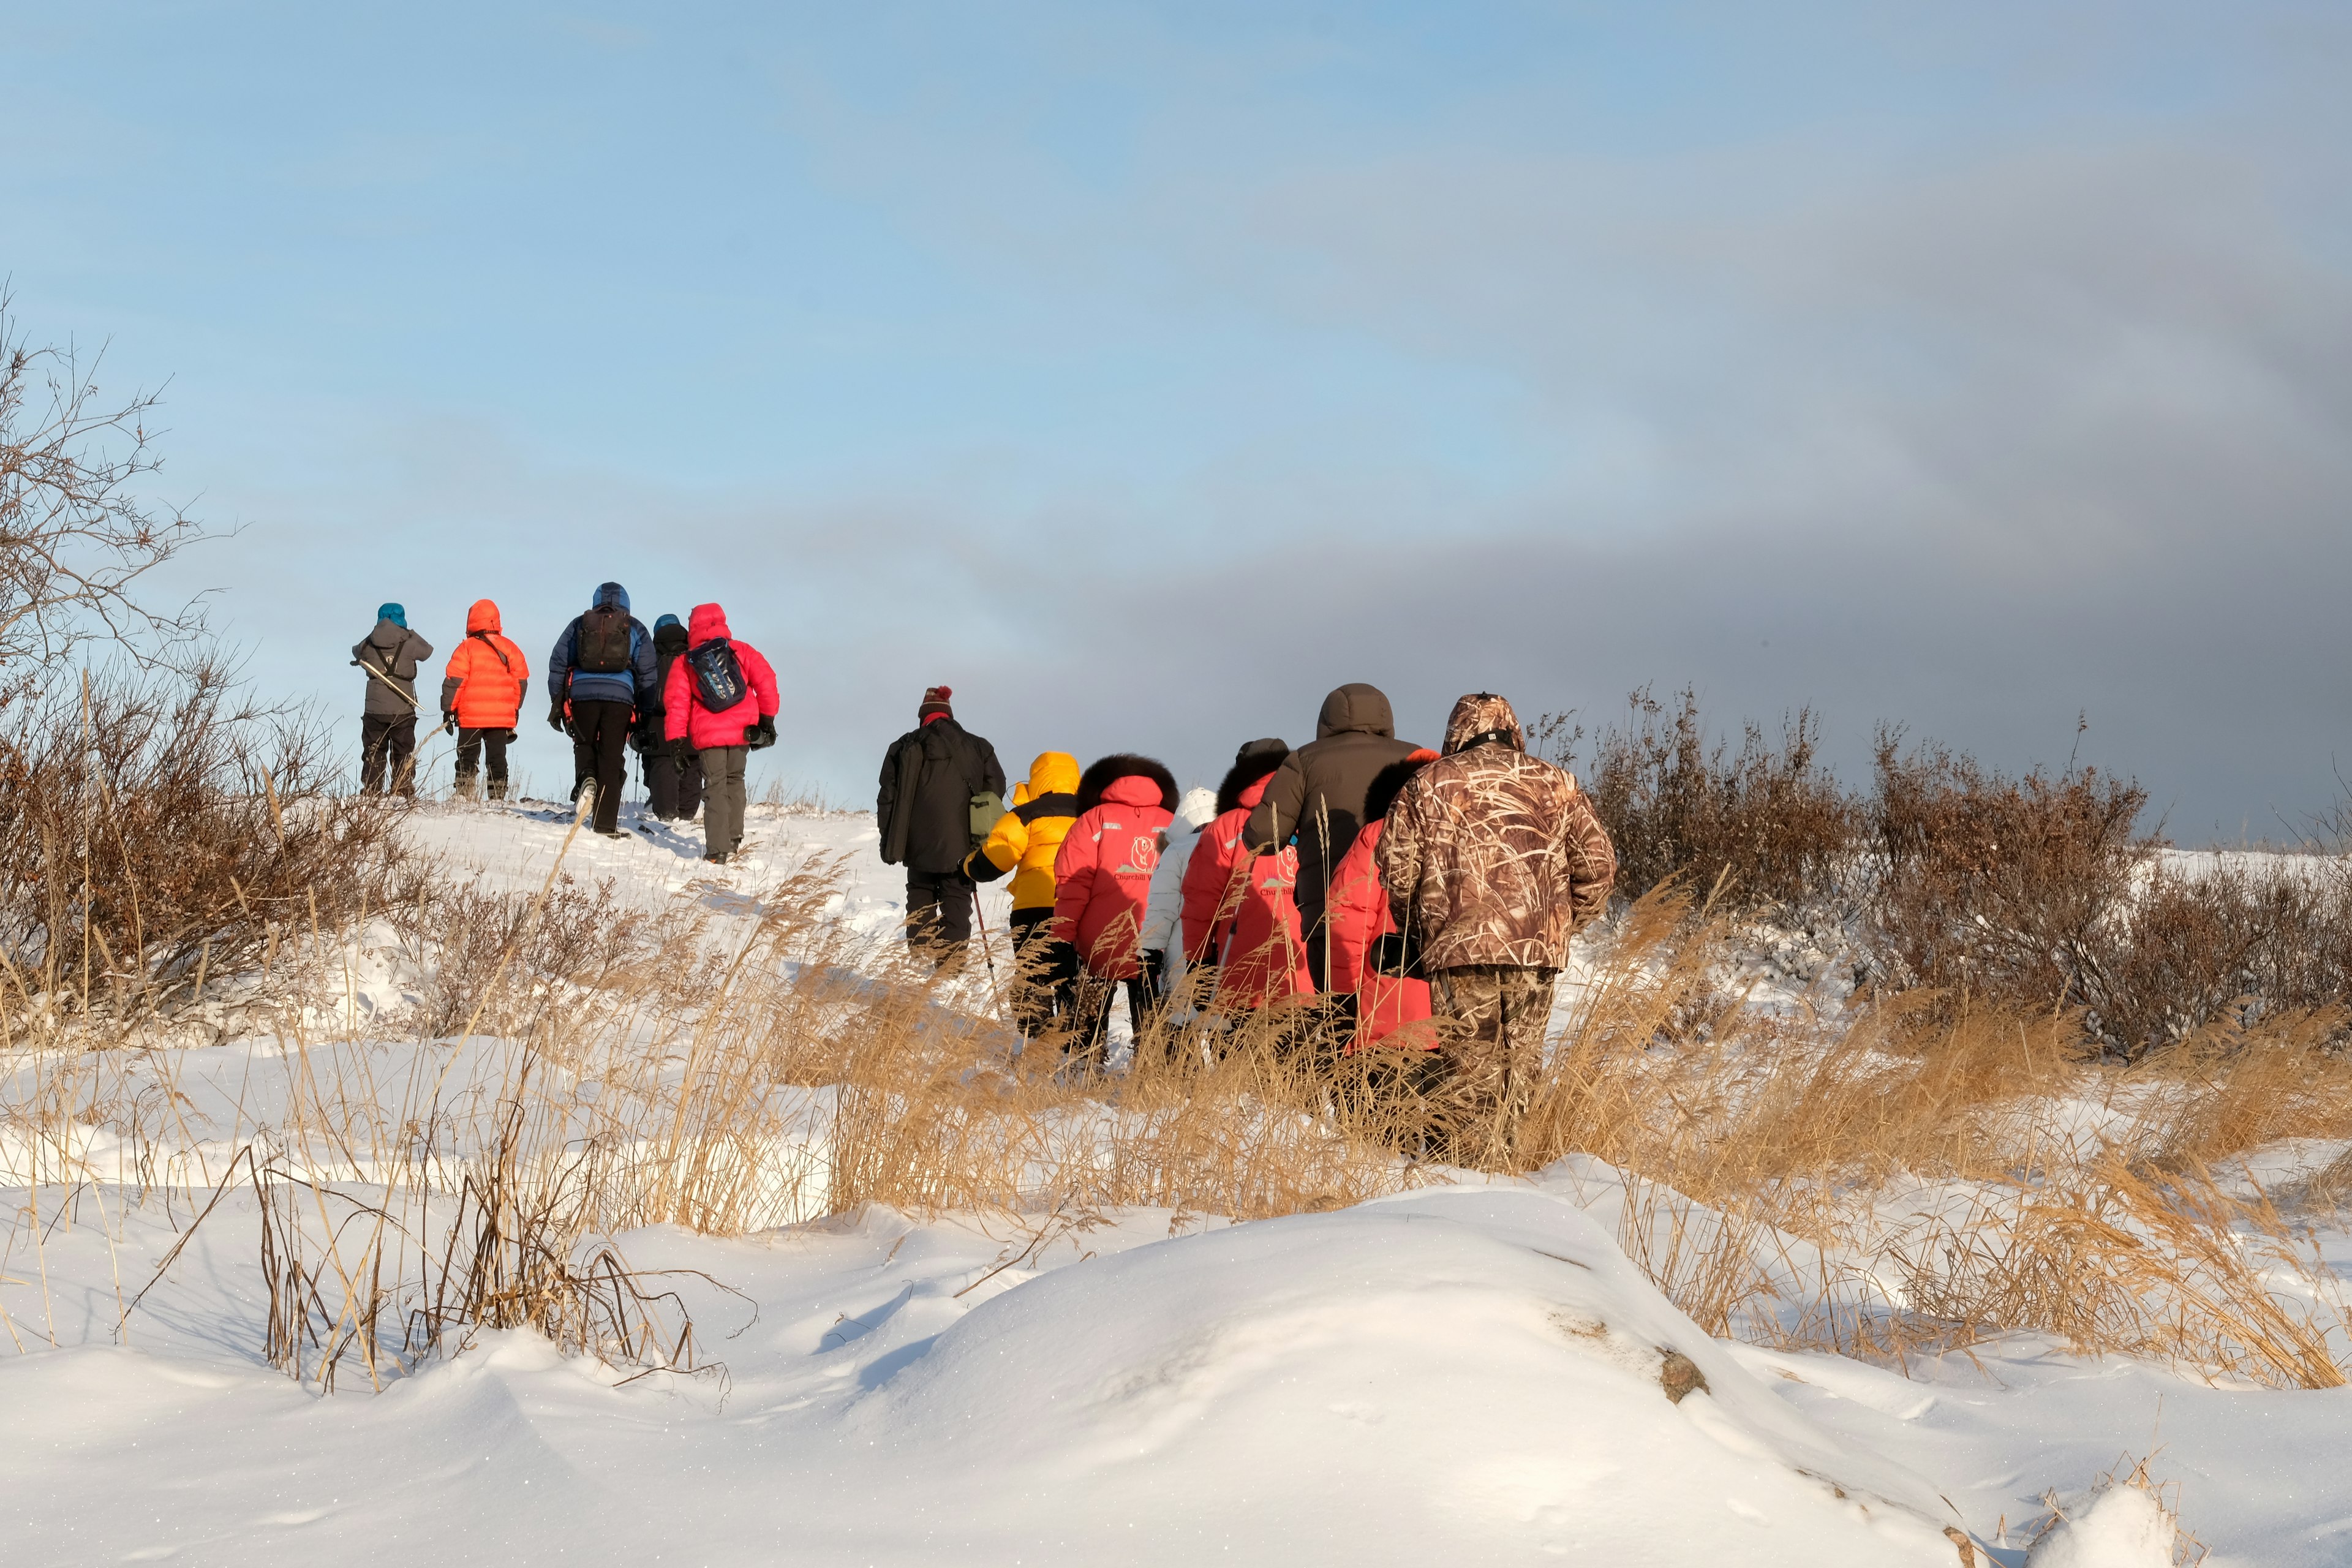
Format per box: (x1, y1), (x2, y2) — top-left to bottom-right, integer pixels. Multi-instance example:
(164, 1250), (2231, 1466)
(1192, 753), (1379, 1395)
(877, 685), (1006, 967)
(1241, 682), (1421, 987)
(352, 602), (433, 796)
(638, 614), (705, 822)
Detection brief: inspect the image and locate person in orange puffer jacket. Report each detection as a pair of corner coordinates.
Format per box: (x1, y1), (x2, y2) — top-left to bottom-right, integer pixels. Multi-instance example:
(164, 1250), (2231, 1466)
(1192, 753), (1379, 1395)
(1325, 749), (1442, 1052)
(1052, 753), (1178, 1070)
(1180, 739), (1313, 1018)
(437, 598), (530, 802)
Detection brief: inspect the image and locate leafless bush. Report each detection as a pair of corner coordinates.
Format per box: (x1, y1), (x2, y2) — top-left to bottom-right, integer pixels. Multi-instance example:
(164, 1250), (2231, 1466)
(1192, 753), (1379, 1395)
(399, 873), (718, 1039)
(2090, 859), (2352, 1052)
(0, 292), (211, 698)
(1861, 728), (2152, 1020)
(1555, 687), (1856, 914)
(0, 662), (411, 1025)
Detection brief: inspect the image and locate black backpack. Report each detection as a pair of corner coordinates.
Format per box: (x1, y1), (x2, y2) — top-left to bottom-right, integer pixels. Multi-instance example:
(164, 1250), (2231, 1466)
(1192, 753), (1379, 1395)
(687, 639), (747, 710)
(575, 606), (633, 673)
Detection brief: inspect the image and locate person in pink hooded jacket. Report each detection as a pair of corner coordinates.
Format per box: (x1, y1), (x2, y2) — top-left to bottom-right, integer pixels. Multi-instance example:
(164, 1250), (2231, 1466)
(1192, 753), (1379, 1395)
(661, 603), (780, 864)
(1052, 753), (1178, 1070)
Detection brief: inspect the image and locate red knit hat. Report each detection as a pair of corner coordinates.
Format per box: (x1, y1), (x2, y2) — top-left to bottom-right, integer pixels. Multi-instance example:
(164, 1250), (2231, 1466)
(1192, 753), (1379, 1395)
(918, 685), (954, 721)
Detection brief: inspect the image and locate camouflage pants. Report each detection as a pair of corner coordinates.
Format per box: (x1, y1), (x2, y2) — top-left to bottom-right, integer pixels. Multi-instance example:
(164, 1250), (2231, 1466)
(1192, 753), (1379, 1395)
(1427, 965), (1556, 1170)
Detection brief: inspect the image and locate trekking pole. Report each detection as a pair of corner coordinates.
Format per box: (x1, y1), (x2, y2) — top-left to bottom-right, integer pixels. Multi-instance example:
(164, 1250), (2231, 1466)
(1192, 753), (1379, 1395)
(970, 889), (1012, 1031)
(353, 654), (456, 796)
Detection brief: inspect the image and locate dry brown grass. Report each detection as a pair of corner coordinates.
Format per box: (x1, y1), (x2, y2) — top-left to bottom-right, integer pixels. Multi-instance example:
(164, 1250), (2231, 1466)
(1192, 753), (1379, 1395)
(1500, 883), (2352, 1385)
(8, 839), (2349, 1396)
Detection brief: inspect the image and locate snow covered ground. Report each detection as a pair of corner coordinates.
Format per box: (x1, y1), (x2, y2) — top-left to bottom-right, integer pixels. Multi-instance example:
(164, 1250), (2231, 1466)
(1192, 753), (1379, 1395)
(4, 796), (2347, 1567)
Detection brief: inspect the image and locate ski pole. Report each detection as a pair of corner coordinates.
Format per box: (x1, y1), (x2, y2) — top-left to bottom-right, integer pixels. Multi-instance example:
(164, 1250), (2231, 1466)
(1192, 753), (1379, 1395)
(352, 655), (459, 796)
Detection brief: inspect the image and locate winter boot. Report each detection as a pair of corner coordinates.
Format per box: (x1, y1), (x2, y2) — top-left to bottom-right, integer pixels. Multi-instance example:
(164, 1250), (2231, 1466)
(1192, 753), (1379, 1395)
(487, 780), (508, 802)
(454, 769), (481, 803)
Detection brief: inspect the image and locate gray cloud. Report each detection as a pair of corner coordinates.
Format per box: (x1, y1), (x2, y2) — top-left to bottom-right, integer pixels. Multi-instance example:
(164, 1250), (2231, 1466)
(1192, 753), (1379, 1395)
(124, 11), (2352, 840)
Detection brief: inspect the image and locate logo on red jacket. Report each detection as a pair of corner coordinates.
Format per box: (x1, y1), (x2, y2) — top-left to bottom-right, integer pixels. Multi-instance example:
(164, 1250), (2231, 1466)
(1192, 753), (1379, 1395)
(1114, 835), (1161, 876)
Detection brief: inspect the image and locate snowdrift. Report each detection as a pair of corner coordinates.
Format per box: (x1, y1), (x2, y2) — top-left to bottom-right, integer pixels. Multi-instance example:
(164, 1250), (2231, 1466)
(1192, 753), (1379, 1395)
(842, 1187), (1967, 1564)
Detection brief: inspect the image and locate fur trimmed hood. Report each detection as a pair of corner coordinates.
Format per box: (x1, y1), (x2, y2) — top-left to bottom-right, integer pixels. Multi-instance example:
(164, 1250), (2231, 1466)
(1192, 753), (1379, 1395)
(1215, 741), (1291, 816)
(1076, 753), (1179, 815)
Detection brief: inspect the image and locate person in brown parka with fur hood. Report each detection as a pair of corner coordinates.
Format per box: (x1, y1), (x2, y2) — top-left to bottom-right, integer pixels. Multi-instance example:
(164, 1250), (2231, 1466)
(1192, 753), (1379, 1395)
(1378, 692), (1615, 1169)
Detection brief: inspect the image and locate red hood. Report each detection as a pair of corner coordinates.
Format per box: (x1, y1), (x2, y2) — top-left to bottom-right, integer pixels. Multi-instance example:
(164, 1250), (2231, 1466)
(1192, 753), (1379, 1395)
(1238, 775), (1272, 811)
(466, 598), (502, 635)
(687, 602), (732, 643)
(1101, 774), (1165, 809)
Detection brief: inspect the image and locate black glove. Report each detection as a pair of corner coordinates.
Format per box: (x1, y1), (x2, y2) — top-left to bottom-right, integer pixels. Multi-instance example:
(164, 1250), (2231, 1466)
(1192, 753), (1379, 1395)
(440, 712), (458, 736)
(746, 715), (777, 750)
(547, 701), (568, 734)
(1371, 929), (1424, 981)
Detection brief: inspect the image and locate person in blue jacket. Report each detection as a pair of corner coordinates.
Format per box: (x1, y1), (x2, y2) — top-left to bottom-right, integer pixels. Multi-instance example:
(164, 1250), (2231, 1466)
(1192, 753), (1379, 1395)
(547, 581), (658, 837)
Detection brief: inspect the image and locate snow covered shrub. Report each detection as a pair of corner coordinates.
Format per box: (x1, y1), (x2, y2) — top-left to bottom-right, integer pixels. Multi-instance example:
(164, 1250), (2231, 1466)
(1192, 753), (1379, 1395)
(0, 662), (411, 1031)
(1567, 686), (1856, 915)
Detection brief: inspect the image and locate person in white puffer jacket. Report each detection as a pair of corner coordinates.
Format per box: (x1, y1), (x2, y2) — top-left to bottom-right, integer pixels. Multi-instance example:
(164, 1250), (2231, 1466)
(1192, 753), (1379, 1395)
(1141, 784), (1219, 1010)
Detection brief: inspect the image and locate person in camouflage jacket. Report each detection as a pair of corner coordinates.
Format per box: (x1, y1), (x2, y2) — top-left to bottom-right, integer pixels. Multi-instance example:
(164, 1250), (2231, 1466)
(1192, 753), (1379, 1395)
(1376, 692), (1616, 1168)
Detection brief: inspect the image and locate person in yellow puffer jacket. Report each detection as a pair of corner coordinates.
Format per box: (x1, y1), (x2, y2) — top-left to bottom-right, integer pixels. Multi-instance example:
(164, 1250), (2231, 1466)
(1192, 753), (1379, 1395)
(964, 751), (1081, 1040)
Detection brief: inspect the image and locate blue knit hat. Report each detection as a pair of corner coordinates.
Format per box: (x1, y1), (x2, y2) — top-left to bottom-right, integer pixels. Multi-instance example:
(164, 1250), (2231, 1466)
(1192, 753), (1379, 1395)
(655, 613), (681, 631)
(592, 581), (630, 612)
(378, 602), (406, 628)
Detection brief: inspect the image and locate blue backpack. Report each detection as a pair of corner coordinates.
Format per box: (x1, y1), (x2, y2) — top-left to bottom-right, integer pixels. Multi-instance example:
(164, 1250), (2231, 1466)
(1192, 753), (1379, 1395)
(687, 639), (747, 710)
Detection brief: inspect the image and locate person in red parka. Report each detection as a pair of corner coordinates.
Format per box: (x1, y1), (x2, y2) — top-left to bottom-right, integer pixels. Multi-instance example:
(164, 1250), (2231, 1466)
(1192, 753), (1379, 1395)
(660, 603), (780, 864)
(1180, 739), (1313, 1017)
(1052, 753), (1178, 1070)
(1325, 749), (1441, 1052)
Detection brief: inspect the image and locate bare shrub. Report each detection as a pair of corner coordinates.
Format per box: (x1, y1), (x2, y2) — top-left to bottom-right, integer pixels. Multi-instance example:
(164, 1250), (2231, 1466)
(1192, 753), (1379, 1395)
(399, 873), (719, 1039)
(0, 663), (410, 1027)
(1863, 728), (2152, 1020)
(1562, 687), (1855, 914)
(2091, 859), (2352, 1052)
(0, 291), (212, 694)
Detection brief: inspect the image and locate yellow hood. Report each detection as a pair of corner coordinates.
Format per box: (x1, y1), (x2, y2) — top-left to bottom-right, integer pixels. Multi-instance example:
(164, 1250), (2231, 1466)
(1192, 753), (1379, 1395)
(1027, 751), (1080, 797)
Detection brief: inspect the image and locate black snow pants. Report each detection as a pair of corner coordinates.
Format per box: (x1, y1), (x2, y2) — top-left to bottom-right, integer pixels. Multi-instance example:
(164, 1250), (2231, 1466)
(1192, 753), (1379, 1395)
(644, 741), (705, 820)
(905, 869), (974, 962)
(1006, 907), (1078, 1041)
(455, 728), (511, 795)
(360, 714), (417, 795)
(570, 699), (633, 834)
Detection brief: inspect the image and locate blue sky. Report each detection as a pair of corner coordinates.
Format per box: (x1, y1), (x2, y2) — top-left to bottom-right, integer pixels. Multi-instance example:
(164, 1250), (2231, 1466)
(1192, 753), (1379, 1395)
(6, 3), (2348, 835)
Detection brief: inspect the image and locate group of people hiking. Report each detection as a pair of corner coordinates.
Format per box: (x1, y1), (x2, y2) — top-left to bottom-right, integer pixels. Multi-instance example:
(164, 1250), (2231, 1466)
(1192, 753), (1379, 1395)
(355, 599), (1616, 1162)
(876, 681), (1619, 1166)
(350, 584), (778, 862)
